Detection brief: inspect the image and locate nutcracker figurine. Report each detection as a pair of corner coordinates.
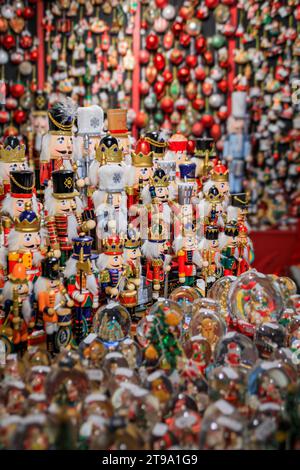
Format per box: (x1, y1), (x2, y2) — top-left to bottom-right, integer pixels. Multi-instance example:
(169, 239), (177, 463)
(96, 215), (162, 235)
(127, 138), (154, 208)
(144, 130), (168, 165)
(30, 90), (49, 164)
(88, 134), (123, 189)
(219, 223), (239, 276)
(199, 185), (225, 231)
(44, 169), (83, 266)
(142, 223), (172, 300)
(2, 262), (34, 355)
(202, 161), (230, 203)
(121, 227), (142, 313)
(227, 192), (250, 230)
(0, 136), (27, 207)
(164, 133), (188, 177)
(198, 225), (222, 293)
(107, 108), (133, 161)
(173, 225), (200, 287)
(191, 137), (217, 190)
(223, 89), (251, 193)
(156, 160), (177, 197)
(40, 99), (77, 186)
(7, 201), (45, 282)
(236, 223), (254, 275)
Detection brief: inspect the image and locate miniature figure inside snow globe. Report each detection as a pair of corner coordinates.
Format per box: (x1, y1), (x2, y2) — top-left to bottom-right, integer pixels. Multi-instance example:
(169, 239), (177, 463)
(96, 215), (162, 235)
(228, 270), (284, 335)
(254, 322), (287, 359)
(214, 331), (259, 369)
(169, 286), (201, 330)
(26, 365), (51, 394)
(118, 337), (142, 368)
(208, 276), (237, 318)
(83, 392), (113, 420)
(289, 295), (300, 314)
(93, 302), (131, 346)
(0, 415), (22, 450)
(207, 365), (247, 408)
(102, 351), (129, 375)
(146, 370), (173, 405)
(189, 308), (226, 352)
(80, 337), (106, 368)
(148, 298), (184, 323)
(13, 414), (50, 450)
(199, 399), (245, 450)
(183, 335), (212, 374)
(269, 275), (297, 308)
(287, 316), (300, 347)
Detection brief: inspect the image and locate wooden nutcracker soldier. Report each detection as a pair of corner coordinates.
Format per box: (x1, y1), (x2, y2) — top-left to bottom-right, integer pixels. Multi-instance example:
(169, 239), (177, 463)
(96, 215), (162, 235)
(191, 137), (217, 192)
(144, 130), (168, 166)
(219, 223), (239, 276)
(236, 223), (254, 276)
(88, 134), (123, 189)
(164, 133), (188, 178)
(202, 161), (230, 205)
(30, 91), (49, 168)
(64, 234), (99, 344)
(2, 262), (34, 356)
(156, 160), (177, 198)
(198, 225), (222, 294)
(1, 170), (39, 247)
(127, 138), (154, 209)
(199, 185), (226, 232)
(44, 169), (84, 266)
(142, 224), (172, 300)
(40, 99), (77, 186)
(107, 108), (133, 162)
(0, 136), (27, 208)
(227, 192), (250, 231)
(7, 201), (45, 282)
(121, 227), (142, 315)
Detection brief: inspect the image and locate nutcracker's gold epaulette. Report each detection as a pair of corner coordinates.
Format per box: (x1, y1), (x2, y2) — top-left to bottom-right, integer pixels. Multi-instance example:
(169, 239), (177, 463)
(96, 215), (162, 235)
(100, 270), (110, 283)
(45, 215), (55, 223)
(152, 258), (163, 267)
(177, 249), (185, 256)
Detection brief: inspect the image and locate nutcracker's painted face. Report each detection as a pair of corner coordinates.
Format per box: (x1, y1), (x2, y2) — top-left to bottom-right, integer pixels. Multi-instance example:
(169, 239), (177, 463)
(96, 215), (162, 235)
(183, 235), (195, 250)
(12, 197), (29, 217)
(20, 231), (41, 250)
(126, 247), (141, 261)
(226, 235), (236, 247)
(106, 193), (121, 210)
(1, 161), (27, 180)
(155, 186), (169, 202)
(209, 239), (219, 249)
(15, 282), (29, 295)
(48, 279), (60, 288)
(215, 181), (229, 197)
(49, 134), (73, 159)
(136, 167), (153, 184)
(55, 197), (75, 214)
(107, 253), (123, 269)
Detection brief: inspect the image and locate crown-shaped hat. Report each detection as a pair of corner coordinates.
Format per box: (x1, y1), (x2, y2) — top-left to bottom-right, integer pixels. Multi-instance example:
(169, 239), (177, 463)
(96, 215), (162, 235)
(14, 201), (41, 233)
(150, 168), (169, 188)
(204, 185), (224, 204)
(95, 134), (122, 164)
(205, 225), (219, 240)
(131, 138), (153, 167)
(0, 136), (26, 163)
(124, 226), (141, 249)
(102, 235), (124, 255)
(224, 223), (239, 237)
(211, 161), (229, 182)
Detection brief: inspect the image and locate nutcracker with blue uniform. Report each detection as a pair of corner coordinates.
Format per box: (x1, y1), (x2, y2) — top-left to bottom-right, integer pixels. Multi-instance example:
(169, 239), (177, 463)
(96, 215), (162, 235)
(219, 223), (239, 276)
(64, 234), (99, 345)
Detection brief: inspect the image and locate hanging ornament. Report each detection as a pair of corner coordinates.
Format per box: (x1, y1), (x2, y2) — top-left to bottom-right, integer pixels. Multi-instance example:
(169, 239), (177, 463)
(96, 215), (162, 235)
(195, 66), (206, 81)
(201, 113), (214, 128)
(20, 31), (33, 49)
(162, 69), (173, 84)
(4, 125), (19, 137)
(160, 95), (174, 114)
(163, 31), (174, 49)
(172, 21), (184, 37)
(203, 50), (214, 65)
(175, 97), (188, 112)
(210, 123), (221, 140)
(215, 5), (230, 23)
(154, 110), (164, 124)
(135, 111), (148, 128)
(192, 96), (205, 111)
(179, 32), (191, 48)
(1, 5), (15, 19)
(19, 61), (33, 75)
(210, 33), (226, 49)
(217, 79), (228, 93)
(153, 52), (166, 71)
(217, 106), (228, 121)
(19, 91), (32, 110)
(170, 48), (184, 66)
(209, 93), (223, 108)
(192, 121), (204, 136)
(205, 0), (219, 8)
(162, 5), (176, 21)
(5, 97), (18, 110)
(185, 19), (201, 37)
(139, 49), (150, 65)
(155, 0), (168, 8)
(139, 81), (150, 96)
(153, 81), (165, 98)
(196, 5), (209, 19)
(146, 32), (159, 51)
(0, 49), (9, 64)
(144, 92), (157, 110)
(9, 17), (25, 34)
(195, 35), (207, 53)
(3, 34), (16, 50)
(177, 67), (190, 84)
(13, 109), (27, 124)
(185, 81), (197, 100)
(154, 17), (168, 33)
(30, 48), (38, 61)
(202, 79), (214, 96)
(170, 110), (181, 125)
(10, 83), (25, 98)
(23, 6), (35, 19)
(186, 55), (198, 68)
(0, 17), (8, 33)
(0, 111), (9, 124)
(146, 63), (158, 84)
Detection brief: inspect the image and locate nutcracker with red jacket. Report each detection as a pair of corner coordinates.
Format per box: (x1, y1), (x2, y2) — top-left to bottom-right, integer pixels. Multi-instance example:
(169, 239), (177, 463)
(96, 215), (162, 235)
(88, 134), (123, 190)
(44, 169), (84, 266)
(40, 99), (77, 186)
(0, 136), (28, 208)
(6, 201), (46, 282)
(64, 235), (99, 345)
(236, 223), (254, 276)
(164, 133), (188, 179)
(144, 130), (168, 166)
(2, 262), (34, 356)
(121, 227), (142, 313)
(219, 223), (239, 277)
(127, 138), (154, 209)
(107, 108), (133, 162)
(198, 225), (222, 294)
(142, 223), (172, 300)
(202, 161), (230, 206)
(190, 137), (217, 192)
(1, 170), (40, 247)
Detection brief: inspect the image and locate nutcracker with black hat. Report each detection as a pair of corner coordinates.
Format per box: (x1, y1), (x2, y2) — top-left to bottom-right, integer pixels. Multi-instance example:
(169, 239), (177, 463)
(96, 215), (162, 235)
(2, 262), (34, 356)
(1, 170), (39, 247)
(227, 192), (250, 232)
(44, 169), (85, 266)
(190, 137), (217, 191)
(64, 234), (99, 345)
(219, 223), (239, 276)
(198, 225), (222, 294)
(40, 98), (77, 186)
(107, 108), (134, 161)
(6, 201), (46, 282)
(88, 134), (123, 189)
(0, 136), (28, 208)
(144, 130), (168, 166)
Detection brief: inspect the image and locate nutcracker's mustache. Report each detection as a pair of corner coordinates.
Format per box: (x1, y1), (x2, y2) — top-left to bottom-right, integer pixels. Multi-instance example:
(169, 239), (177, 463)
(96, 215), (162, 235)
(56, 150), (73, 155)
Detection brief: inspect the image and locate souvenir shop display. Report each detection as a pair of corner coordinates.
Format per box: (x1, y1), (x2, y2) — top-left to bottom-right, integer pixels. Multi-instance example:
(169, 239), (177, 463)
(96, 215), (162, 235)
(0, 0), (299, 453)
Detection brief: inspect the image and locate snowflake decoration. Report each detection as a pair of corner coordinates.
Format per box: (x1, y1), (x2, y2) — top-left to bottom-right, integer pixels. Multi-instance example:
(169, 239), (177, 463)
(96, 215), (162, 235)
(90, 117), (100, 129)
(112, 173), (121, 184)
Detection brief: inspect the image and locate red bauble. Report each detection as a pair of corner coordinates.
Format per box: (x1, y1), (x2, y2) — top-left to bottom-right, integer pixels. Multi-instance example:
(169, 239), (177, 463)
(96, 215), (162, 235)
(177, 67), (190, 83)
(172, 21), (183, 37)
(217, 108), (228, 121)
(195, 36), (207, 53)
(163, 31), (174, 49)
(145, 33), (159, 51)
(153, 52), (166, 71)
(203, 50), (214, 65)
(155, 0), (168, 7)
(179, 32), (191, 48)
(192, 97), (205, 111)
(195, 66), (206, 81)
(196, 6), (209, 19)
(23, 7), (35, 19)
(162, 69), (173, 84)
(0, 111), (9, 124)
(179, 6), (194, 20)
(192, 122), (204, 137)
(154, 81), (165, 97)
(13, 109), (27, 124)
(295, 5), (300, 21)
(3, 34), (16, 50)
(219, 60), (229, 69)
(10, 83), (25, 98)
(160, 96), (174, 114)
(16, 8), (23, 17)
(202, 81), (213, 96)
(30, 81), (37, 93)
(170, 48), (184, 65)
(135, 111), (148, 129)
(20, 34), (33, 49)
(141, 20), (148, 30)
(205, 0), (219, 8)
(146, 64), (157, 85)
(221, 0), (237, 5)
(186, 55), (198, 68)
(30, 49), (38, 61)
(139, 81), (150, 96)
(210, 123), (221, 140)
(5, 97), (18, 110)
(139, 49), (150, 65)
(185, 82), (197, 100)
(201, 114), (214, 128)
(217, 79), (228, 93)
(187, 139), (195, 154)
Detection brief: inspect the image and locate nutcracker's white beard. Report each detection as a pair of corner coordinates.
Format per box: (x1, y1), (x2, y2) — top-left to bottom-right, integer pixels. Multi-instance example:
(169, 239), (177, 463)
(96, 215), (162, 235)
(192, 250), (203, 268)
(22, 298), (32, 324)
(0, 246), (7, 267)
(67, 214), (79, 241)
(64, 257), (98, 296)
(96, 253), (109, 272)
(173, 235), (183, 253)
(142, 240), (161, 260)
(34, 277), (64, 307)
(2, 194), (38, 219)
(203, 180), (214, 196)
(164, 150), (176, 162)
(40, 134), (51, 161)
(35, 133), (43, 152)
(164, 254), (172, 270)
(88, 160), (100, 187)
(190, 157), (201, 177)
(32, 251), (44, 266)
(86, 274), (98, 296)
(2, 281), (33, 323)
(95, 192), (127, 236)
(227, 205), (238, 223)
(218, 233), (229, 250)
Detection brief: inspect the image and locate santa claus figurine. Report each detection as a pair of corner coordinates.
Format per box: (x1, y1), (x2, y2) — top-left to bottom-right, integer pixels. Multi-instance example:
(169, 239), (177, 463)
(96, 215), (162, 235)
(0, 136), (28, 208)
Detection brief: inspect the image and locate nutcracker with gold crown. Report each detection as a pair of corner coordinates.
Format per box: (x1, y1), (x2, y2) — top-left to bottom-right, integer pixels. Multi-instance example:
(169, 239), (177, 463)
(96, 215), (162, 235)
(74, 105), (104, 207)
(7, 201), (46, 282)
(142, 223), (172, 300)
(121, 227), (142, 315)
(191, 137), (217, 192)
(219, 223), (239, 276)
(199, 184), (226, 233)
(144, 130), (168, 166)
(2, 262), (34, 356)
(164, 133), (188, 178)
(0, 136), (28, 208)
(44, 169), (85, 266)
(40, 99), (77, 186)
(64, 234), (99, 344)
(1, 170), (39, 247)
(202, 161), (230, 205)
(198, 225), (222, 294)
(88, 134), (123, 190)
(107, 108), (133, 162)
(156, 159), (177, 198)
(127, 138), (154, 209)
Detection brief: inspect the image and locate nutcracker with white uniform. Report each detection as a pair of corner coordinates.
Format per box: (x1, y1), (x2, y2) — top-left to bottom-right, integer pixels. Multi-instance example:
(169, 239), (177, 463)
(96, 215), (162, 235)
(164, 133), (188, 178)
(88, 134), (123, 189)
(127, 138), (154, 209)
(107, 108), (133, 162)
(121, 227), (142, 314)
(0, 136), (27, 208)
